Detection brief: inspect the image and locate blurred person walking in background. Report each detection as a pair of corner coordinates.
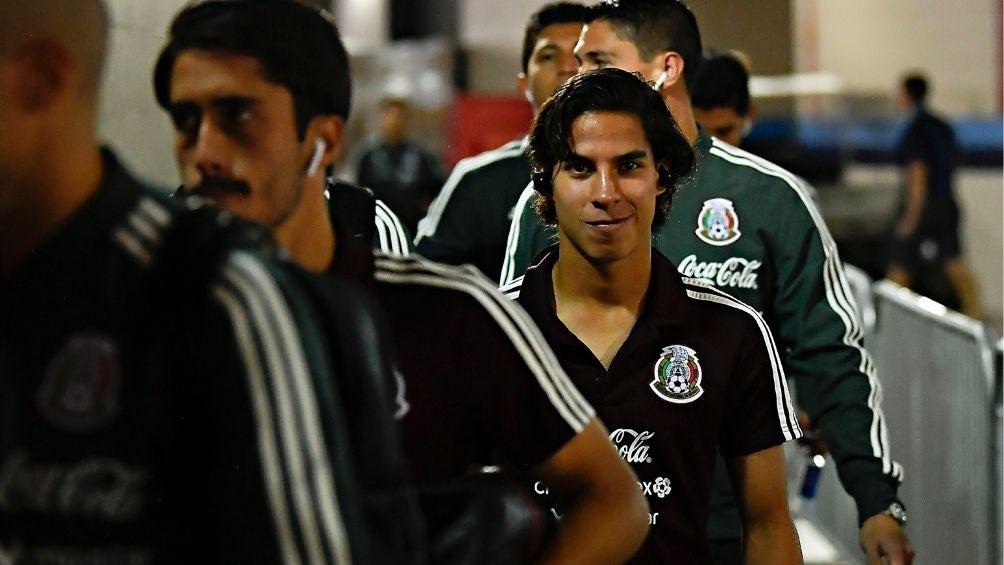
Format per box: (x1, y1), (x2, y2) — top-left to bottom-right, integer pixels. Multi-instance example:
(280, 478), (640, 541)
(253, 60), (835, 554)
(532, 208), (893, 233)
(886, 72), (982, 319)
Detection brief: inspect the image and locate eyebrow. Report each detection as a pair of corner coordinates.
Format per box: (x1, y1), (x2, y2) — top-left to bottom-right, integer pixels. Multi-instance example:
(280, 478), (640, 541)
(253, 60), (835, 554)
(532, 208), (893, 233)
(535, 43), (560, 55)
(576, 48), (610, 61)
(617, 150), (650, 161)
(169, 95), (259, 111)
(563, 149), (651, 163)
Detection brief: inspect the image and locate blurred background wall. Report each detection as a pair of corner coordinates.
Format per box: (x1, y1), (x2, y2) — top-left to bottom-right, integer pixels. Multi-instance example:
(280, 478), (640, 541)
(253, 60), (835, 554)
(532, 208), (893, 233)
(96, 0), (1002, 327)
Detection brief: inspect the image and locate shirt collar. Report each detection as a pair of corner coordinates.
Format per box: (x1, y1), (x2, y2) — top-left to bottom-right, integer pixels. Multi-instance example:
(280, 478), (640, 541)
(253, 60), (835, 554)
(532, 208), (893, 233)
(519, 245), (694, 335)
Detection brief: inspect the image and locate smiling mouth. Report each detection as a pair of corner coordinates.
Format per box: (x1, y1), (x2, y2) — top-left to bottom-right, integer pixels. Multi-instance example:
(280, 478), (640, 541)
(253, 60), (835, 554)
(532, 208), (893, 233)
(585, 216), (631, 230)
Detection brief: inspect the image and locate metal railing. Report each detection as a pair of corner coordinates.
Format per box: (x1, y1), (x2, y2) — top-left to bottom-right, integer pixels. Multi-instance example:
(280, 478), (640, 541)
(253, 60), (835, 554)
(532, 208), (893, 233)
(804, 274), (1001, 564)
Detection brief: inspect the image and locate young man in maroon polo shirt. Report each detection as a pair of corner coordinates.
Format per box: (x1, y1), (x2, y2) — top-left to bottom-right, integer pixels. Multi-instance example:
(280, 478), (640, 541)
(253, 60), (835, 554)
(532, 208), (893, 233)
(503, 67), (803, 564)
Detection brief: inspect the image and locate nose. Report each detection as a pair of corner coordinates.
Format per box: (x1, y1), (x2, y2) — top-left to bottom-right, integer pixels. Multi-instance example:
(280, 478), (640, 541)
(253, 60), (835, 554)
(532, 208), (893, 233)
(592, 168), (621, 209)
(191, 119), (231, 180)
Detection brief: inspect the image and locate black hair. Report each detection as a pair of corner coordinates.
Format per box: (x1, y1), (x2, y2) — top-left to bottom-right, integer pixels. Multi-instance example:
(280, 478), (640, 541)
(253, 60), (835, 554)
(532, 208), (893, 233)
(528, 67), (695, 228)
(691, 51), (750, 115)
(902, 73), (928, 104)
(153, 0), (351, 139)
(587, 0), (702, 92)
(521, 2), (588, 73)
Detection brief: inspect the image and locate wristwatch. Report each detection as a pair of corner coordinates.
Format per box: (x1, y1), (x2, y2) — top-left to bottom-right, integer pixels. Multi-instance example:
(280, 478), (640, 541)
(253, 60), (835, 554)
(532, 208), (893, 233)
(881, 501), (908, 526)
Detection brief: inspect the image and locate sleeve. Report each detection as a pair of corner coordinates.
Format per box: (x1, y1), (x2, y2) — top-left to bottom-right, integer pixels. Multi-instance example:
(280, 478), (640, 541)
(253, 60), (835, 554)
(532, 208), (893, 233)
(481, 299), (590, 465)
(498, 183), (559, 286)
(456, 272), (595, 467)
(179, 251), (362, 564)
(768, 181), (904, 525)
(720, 311), (801, 457)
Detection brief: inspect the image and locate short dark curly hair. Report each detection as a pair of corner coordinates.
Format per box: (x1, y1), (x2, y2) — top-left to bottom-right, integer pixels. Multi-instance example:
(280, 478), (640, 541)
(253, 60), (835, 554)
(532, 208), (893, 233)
(527, 67), (695, 228)
(153, 0), (350, 140)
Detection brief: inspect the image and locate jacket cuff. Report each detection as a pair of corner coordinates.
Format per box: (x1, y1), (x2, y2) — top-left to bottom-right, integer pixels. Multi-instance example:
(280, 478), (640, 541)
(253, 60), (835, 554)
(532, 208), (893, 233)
(850, 475), (901, 526)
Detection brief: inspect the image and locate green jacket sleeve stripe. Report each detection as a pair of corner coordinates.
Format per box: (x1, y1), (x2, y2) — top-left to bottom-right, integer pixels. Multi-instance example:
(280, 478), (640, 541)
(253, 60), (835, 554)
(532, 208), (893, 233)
(709, 141), (903, 482)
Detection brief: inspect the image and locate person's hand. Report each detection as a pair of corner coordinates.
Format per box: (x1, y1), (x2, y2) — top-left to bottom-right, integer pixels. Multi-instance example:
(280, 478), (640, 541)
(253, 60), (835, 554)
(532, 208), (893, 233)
(859, 513), (915, 565)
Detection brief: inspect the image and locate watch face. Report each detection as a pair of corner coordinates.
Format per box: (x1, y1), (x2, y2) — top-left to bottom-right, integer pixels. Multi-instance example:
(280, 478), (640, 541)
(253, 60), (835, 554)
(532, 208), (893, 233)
(887, 502), (908, 525)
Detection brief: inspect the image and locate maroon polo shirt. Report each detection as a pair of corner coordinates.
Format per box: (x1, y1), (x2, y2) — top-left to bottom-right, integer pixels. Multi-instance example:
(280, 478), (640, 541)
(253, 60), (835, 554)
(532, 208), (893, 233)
(328, 229), (593, 485)
(506, 246), (801, 564)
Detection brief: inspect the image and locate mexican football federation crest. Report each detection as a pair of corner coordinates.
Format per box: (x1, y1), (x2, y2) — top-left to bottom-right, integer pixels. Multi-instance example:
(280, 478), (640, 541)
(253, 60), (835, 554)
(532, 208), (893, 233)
(651, 345), (703, 404)
(36, 331), (122, 433)
(695, 198), (741, 246)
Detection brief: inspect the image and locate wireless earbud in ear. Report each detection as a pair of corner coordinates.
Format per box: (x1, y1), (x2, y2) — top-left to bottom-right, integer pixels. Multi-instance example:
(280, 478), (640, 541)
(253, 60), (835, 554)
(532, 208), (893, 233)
(652, 70), (669, 91)
(306, 138), (326, 177)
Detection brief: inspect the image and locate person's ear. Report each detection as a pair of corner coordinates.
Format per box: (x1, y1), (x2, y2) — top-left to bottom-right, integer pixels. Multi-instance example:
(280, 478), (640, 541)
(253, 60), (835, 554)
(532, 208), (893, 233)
(652, 51), (685, 93)
(655, 162), (672, 194)
(304, 116), (344, 178)
(516, 72), (534, 106)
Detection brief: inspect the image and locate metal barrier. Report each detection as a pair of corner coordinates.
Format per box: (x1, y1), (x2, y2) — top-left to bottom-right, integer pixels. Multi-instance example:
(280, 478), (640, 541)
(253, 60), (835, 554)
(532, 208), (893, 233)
(805, 277), (1001, 564)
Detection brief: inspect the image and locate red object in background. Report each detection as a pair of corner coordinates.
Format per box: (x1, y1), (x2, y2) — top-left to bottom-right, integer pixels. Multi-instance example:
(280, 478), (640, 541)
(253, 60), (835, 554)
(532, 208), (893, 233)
(446, 93), (533, 169)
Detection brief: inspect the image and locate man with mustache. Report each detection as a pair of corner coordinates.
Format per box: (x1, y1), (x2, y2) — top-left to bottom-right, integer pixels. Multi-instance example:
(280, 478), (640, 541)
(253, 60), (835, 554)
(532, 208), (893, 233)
(156, 1), (650, 563)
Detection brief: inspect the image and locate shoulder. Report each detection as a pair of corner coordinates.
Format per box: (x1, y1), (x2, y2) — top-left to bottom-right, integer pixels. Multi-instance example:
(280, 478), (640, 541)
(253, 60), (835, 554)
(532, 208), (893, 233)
(109, 189), (178, 270)
(705, 138), (827, 227)
(448, 138), (529, 185)
(373, 252), (513, 316)
(373, 252), (592, 429)
(679, 276), (773, 338)
(372, 252), (536, 348)
(706, 139), (813, 197)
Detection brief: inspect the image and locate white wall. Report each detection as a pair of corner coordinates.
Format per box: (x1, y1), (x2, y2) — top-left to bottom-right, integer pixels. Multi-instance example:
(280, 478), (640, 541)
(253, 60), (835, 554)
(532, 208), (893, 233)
(799, 0), (1000, 115)
(98, 0), (189, 189)
(956, 169), (1004, 328)
(459, 0), (556, 93)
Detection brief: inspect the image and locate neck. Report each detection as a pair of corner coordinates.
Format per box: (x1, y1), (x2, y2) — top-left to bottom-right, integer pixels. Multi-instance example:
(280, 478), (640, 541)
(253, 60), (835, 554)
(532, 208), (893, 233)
(552, 239), (652, 315)
(0, 133), (103, 275)
(551, 239), (652, 369)
(666, 88), (699, 145)
(274, 180), (337, 273)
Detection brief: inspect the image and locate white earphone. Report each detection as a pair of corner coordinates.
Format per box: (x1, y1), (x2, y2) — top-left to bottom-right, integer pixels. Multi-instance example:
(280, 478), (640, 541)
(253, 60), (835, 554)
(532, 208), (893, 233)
(523, 88), (536, 107)
(306, 138), (326, 177)
(652, 70), (669, 91)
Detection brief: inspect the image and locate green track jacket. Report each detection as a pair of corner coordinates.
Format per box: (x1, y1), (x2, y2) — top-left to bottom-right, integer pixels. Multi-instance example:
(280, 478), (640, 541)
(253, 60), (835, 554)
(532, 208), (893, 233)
(500, 131), (903, 530)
